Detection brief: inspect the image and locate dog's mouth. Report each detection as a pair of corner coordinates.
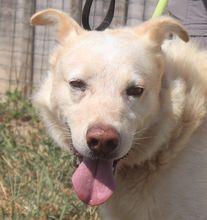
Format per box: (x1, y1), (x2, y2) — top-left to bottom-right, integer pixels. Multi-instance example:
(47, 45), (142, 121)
(70, 145), (124, 206)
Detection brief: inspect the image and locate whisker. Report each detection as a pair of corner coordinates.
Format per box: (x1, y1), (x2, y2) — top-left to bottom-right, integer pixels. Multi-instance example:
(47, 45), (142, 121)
(47, 122), (71, 133)
(132, 127), (148, 137)
(133, 136), (153, 141)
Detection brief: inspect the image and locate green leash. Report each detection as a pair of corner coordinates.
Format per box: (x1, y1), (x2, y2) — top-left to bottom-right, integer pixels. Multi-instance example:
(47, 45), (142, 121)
(152, 0), (169, 17)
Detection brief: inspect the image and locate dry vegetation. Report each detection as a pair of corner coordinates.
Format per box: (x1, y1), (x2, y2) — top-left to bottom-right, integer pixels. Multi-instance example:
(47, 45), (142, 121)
(0, 91), (99, 220)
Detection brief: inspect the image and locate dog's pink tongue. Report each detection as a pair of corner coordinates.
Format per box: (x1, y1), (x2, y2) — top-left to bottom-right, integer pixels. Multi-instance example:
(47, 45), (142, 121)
(72, 158), (115, 206)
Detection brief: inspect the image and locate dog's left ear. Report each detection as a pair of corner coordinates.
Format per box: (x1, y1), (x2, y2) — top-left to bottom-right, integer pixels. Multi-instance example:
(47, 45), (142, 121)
(134, 16), (189, 49)
(31, 8), (84, 42)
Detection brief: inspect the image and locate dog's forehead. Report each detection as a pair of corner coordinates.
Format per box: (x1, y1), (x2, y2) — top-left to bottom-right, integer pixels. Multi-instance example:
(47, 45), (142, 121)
(64, 32), (146, 66)
(76, 31), (141, 58)
(58, 30), (158, 85)
(62, 31), (147, 65)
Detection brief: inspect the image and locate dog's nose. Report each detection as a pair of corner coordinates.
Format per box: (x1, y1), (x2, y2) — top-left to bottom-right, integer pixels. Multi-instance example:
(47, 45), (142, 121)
(86, 124), (119, 154)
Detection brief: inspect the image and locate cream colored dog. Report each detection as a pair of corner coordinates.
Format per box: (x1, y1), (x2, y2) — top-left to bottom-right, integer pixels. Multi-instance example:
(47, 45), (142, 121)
(31, 9), (207, 220)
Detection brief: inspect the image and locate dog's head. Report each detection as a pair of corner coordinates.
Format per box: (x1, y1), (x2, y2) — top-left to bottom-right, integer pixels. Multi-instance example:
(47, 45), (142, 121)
(31, 9), (188, 206)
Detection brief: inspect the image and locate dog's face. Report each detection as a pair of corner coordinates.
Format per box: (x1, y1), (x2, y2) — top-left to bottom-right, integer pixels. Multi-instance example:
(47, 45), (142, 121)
(54, 31), (163, 160)
(31, 9), (188, 206)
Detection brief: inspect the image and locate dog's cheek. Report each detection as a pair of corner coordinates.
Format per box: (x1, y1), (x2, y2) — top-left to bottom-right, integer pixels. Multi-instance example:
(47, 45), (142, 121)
(119, 133), (134, 158)
(135, 91), (160, 128)
(68, 89), (87, 103)
(69, 122), (91, 155)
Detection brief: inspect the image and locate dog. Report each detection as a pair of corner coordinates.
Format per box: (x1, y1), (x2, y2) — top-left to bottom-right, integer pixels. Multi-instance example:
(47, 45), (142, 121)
(31, 9), (207, 220)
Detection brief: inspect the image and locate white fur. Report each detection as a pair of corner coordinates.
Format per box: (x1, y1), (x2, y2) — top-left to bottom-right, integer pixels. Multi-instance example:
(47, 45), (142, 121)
(31, 11), (207, 220)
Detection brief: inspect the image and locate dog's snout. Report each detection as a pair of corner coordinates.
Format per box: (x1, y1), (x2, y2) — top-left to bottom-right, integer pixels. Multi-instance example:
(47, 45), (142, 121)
(86, 124), (119, 155)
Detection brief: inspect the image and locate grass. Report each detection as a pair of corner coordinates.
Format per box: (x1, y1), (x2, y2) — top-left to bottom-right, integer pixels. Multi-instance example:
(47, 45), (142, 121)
(0, 91), (99, 220)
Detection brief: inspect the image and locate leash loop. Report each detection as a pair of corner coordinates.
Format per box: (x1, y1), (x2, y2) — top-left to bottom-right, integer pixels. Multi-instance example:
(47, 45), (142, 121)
(82, 0), (115, 31)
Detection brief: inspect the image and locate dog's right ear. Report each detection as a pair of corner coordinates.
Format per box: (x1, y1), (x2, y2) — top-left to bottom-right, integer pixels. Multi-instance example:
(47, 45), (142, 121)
(31, 8), (84, 42)
(133, 16), (189, 50)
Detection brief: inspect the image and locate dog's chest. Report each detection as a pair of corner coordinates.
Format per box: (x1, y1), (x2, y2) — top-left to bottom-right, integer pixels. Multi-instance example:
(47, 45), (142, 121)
(100, 143), (207, 220)
(100, 167), (162, 220)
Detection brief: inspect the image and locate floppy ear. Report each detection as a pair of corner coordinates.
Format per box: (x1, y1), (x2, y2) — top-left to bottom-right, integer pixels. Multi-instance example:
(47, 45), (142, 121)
(134, 16), (189, 49)
(30, 8), (84, 42)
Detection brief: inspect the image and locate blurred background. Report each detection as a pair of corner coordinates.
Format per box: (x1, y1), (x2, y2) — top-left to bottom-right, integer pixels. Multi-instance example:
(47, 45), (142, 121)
(0, 0), (160, 219)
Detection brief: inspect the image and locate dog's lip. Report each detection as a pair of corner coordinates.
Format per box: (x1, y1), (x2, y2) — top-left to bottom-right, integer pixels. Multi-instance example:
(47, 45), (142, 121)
(69, 144), (82, 157)
(70, 143), (117, 159)
(70, 144), (128, 173)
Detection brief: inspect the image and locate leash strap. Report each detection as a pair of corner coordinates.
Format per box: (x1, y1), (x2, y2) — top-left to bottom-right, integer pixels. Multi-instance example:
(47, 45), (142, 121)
(152, 0), (169, 17)
(82, 0), (115, 31)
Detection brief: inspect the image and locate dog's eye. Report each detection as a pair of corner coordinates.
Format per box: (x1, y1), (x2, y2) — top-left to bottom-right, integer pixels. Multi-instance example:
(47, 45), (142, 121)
(69, 80), (86, 91)
(126, 86), (144, 97)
